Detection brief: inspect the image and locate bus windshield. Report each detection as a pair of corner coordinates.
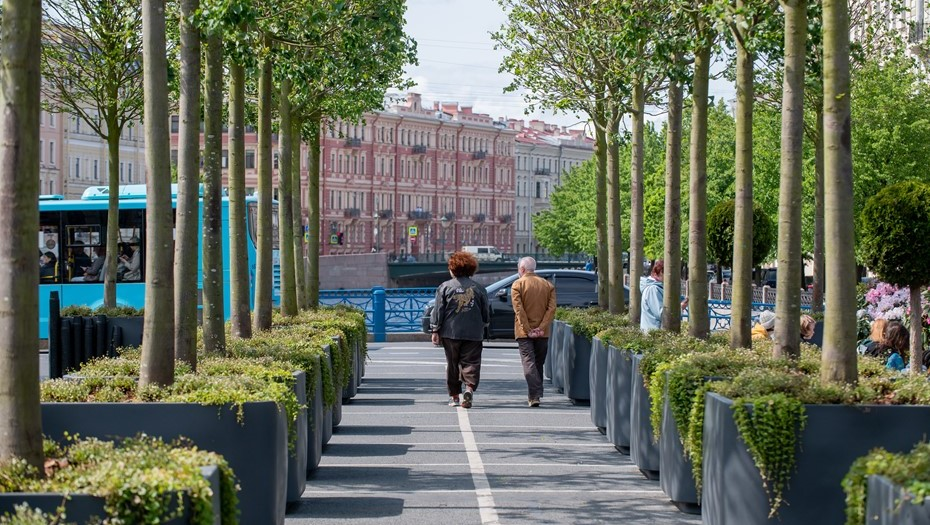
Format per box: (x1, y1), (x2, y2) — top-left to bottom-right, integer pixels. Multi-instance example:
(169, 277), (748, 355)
(247, 202), (279, 250)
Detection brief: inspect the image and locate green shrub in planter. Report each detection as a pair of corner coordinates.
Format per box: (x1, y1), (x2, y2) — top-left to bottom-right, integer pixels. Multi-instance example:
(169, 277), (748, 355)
(0, 435), (237, 525)
(844, 441), (930, 525)
(59, 305), (144, 318)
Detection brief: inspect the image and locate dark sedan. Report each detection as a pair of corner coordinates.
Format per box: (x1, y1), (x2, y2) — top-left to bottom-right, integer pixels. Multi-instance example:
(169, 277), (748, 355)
(422, 270), (628, 340)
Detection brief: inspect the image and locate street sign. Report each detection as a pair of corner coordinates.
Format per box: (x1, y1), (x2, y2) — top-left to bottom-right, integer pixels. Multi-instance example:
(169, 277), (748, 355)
(329, 234), (339, 244)
(409, 236), (416, 243)
(408, 226), (418, 236)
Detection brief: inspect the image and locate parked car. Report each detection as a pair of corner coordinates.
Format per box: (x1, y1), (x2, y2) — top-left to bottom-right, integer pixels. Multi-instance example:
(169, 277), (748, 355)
(461, 245), (504, 262)
(421, 269), (628, 339)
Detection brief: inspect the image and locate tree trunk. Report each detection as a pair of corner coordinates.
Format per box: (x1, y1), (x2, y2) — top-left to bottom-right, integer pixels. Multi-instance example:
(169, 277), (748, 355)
(909, 286), (923, 375)
(201, 32), (225, 355)
(172, 0), (200, 367)
(253, 50), (274, 331)
(629, 79), (646, 324)
(277, 79), (298, 316)
(0, 0), (45, 469)
(594, 122), (609, 309)
(307, 112), (322, 307)
(291, 116), (307, 309)
(730, 35), (754, 350)
(606, 110), (626, 314)
(821, 0), (858, 384)
(812, 103), (825, 314)
(140, 0), (175, 387)
(663, 78), (683, 333)
(774, 0), (807, 360)
(104, 126), (120, 307)
(688, 43), (711, 339)
(227, 62), (251, 338)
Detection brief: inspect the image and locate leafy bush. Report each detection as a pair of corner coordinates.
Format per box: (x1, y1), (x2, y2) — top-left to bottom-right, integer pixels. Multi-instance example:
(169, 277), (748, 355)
(844, 441), (930, 525)
(59, 305), (143, 318)
(0, 435), (237, 525)
(557, 308), (628, 339)
(707, 199), (776, 268)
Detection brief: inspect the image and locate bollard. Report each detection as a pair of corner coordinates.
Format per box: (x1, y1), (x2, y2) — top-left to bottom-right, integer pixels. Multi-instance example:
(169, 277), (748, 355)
(109, 325), (122, 358)
(60, 321), (73, 374)
(94, 315), (107, 358)
(372, 287), (386, 343)
(83, 317), (95, 364)
(48, 292), (61, 379)
(71, 318), (84, 370)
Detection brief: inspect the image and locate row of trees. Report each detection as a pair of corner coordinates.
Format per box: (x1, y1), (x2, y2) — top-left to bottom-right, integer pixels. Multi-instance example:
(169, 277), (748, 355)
(494, 0), (908, 381)
(0, 0), (414, 469)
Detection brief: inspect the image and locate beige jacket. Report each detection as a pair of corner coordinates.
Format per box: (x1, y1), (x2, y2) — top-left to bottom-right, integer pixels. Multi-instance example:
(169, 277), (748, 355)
(511, 272), (557, 339)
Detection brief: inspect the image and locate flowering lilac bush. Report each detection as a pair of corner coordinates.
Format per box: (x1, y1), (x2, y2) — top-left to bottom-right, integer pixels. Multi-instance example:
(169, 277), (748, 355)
(859, 281), (930, 348)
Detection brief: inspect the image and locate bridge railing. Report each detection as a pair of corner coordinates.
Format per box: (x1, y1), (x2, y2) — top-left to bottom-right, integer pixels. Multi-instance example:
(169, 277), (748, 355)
(319, 286), (798, 341)
(387, 252), (590, 264)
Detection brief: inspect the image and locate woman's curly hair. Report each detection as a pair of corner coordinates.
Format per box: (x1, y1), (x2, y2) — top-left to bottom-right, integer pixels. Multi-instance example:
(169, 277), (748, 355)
(448, 251), (479, 277)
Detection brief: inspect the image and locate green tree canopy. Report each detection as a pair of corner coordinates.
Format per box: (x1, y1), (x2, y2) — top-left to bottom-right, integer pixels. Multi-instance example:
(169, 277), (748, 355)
(706, 199), (775, 269)
(533, 160), (597, 256)
(860, 181), (930, 289)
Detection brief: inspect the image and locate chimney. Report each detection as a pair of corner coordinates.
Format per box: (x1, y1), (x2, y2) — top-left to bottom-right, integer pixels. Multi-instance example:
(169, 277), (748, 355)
(529, 120), (545, 132)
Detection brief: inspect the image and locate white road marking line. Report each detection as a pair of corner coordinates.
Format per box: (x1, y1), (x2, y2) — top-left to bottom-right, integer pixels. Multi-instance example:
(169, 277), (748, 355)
(317, 463), (639, 468)
(349, 441), (615, 447)
(457, 407), (501, 525)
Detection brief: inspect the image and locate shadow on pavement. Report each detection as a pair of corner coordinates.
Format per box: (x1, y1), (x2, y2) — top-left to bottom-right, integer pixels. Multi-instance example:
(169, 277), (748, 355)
(289, 497), (405, 519)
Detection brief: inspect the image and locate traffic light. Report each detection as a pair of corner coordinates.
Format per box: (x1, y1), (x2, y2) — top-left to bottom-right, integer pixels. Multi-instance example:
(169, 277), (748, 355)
(337, 232), (344, 245)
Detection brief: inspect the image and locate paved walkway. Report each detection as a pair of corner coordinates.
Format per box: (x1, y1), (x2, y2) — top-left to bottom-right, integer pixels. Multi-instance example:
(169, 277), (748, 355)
(285, 341), (701, 524)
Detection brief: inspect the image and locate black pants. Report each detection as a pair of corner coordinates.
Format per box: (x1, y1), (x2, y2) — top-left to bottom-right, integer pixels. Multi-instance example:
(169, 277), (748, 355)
(442, 338), (483, 397)
(517, 337), (548, 400)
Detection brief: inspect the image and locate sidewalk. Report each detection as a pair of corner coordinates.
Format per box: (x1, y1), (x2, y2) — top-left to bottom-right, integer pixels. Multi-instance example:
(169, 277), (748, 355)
(285, 341), (701, 524)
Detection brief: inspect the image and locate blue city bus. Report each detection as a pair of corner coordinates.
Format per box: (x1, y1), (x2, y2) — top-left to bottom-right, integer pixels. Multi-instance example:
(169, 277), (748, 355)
(37, 184), (280, 338)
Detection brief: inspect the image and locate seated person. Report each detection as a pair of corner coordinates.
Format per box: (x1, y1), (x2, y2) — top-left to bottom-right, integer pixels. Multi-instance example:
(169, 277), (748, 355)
(39, 251), (58, 282)
(69, 242), (92, 279)
(858, 318), (888, 356)
(800, 315), (816, 343)
(75, 246), (106, 282)
(118, 237), (141, 281)
(878, 321), (909, 372)
(751, 310), (776, 340)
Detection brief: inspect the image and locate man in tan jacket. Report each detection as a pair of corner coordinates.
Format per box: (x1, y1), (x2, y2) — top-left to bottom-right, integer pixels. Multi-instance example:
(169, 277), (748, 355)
(511, 257), (557, 407)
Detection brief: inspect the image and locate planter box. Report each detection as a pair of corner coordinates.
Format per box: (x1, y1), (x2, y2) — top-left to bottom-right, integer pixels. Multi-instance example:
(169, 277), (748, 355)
(545, 320), (561, 380)
(658, 375), (700, 514)
(702, 393), (930, 525)
(0, 465), (221, 525)
(307, 355), (324, 474)
(340, 335), (358, 402)
(561, 329), (591, 404)
(107, 316), (144, 349)
(589, 336), (608, 432)
(630, 353), (660, 479)
(552, 323), (570, 393)
(322, 345), (334, 445)
(867, 475), (930, 525)
(41, 401), (288, 525)
(606, 346), (634, 454)
(286, 371), (308, 505)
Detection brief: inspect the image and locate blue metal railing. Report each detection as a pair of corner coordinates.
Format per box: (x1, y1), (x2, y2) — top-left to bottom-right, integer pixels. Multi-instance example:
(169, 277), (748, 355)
(319, 288), (806, 341)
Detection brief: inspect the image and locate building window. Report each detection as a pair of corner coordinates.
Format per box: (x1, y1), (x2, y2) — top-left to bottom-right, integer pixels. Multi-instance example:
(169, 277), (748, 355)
(273, 152), (279, 170)
(73, 157), (80, 179)
(93, 160), (98, 180)
(128, 163), (133, 182)
(39, 140), (44, 165)
(170, 115), (179, 133)
(120, 162), (124, 182)
(245, 150), (256, 169)
(222, 149), (228, 168)
(49, 113), (56, 128)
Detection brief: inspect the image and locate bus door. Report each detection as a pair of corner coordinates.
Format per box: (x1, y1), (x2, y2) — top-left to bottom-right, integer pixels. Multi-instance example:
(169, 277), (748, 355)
(38, 211), (63, 338)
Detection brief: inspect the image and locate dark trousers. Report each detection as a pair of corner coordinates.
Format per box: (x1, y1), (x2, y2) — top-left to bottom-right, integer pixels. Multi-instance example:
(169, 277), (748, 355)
(442, 338), (483, 397)
(517, 337), (548, 400)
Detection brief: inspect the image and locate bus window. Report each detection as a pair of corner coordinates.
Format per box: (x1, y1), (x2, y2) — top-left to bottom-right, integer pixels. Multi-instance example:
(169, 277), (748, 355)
(116, 209), (144, 282)
(39, 212), (61, 284)
(247, 202), (280, 249)
(64, 210), (104, 282)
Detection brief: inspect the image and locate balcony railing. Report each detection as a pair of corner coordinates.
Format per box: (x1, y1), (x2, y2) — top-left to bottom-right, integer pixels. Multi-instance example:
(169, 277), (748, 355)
(499, 214), (512, 224)
(412, 144), (427, 154)
(345, 137), (362, 148)
(472, 151), (487, 160)
(473, 213), (486, 223)
(534, 167), (551, 176)
(441, 212), (456, 222)
(407, 210), (432, 221)
(377, 209), (393, 220)
(343, 208), (361, 219)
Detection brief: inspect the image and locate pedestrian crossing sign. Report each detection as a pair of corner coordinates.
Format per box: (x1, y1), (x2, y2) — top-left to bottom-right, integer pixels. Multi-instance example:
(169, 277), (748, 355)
(408, 226), (418, 236)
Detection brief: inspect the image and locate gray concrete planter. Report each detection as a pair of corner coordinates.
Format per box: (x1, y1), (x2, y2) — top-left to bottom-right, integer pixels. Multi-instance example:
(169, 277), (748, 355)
(552, 323), (570, 393)
(658, 376), (700, 514)
(286, 372), (308, 505)
(41, 401), (288, 525)
(561, 329), (591, 404)
(339, 335), (358, 402)
(0, 465), (222, 525)
(867, 475), (930, 525)
(322, 345), (335, 445)
(702, 393), (930, 525)
(307, 355), (324, 474)
(605, 346), (634, 455)
(589, 336), (608, 432)
(630, 353), (659, 479)
(545, 320), (562, 380)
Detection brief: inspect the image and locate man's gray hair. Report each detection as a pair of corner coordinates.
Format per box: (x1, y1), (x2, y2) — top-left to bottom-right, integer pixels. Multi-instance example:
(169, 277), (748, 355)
(519, 257), (537, 272)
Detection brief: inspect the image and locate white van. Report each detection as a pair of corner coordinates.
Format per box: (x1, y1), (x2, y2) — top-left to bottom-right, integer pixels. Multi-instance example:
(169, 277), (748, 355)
(462, 245), (504, 262)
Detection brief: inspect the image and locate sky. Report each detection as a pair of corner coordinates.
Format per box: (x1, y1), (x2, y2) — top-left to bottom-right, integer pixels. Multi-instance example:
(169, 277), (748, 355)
(402, 0), (737, 130)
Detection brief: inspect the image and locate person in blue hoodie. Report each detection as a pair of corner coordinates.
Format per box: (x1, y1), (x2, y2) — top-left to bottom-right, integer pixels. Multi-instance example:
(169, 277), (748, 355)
(640, 260), (665, 332)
